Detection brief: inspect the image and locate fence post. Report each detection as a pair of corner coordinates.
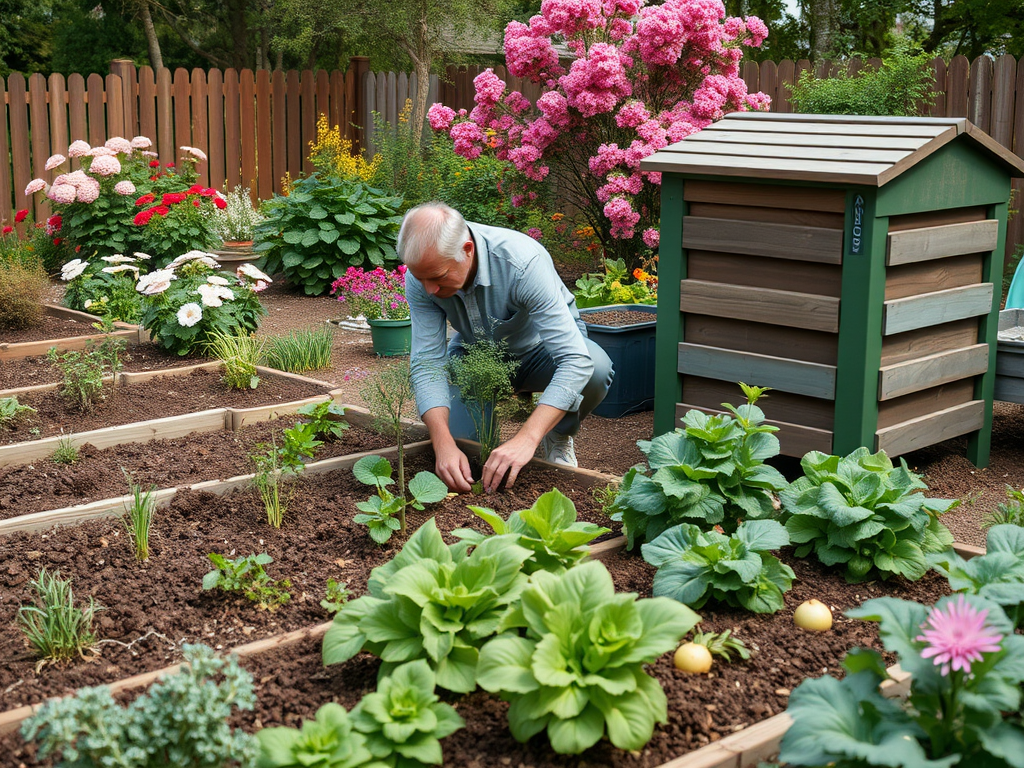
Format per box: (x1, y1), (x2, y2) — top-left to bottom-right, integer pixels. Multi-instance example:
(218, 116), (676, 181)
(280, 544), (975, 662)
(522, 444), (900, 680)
(350, 56), (370, 155)
(110, 59), (137, 137)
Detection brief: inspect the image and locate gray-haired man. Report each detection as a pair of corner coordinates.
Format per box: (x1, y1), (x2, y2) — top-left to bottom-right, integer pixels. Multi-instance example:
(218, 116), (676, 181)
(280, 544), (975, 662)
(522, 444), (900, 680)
(399, 201), (614, 493)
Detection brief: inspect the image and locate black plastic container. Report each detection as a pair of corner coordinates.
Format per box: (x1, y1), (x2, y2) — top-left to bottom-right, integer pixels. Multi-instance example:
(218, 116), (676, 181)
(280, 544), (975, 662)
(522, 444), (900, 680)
(581, 304), (657, 418)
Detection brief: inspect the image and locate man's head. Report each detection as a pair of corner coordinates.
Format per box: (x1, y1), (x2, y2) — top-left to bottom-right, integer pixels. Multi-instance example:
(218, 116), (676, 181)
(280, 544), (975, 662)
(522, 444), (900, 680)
(397, 202), (475, 299)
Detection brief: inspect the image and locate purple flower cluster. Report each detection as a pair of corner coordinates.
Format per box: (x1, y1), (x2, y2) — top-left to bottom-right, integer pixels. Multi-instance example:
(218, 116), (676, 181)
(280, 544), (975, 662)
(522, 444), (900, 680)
(330, 265), (410, 321)
(430, 0), (769, 253)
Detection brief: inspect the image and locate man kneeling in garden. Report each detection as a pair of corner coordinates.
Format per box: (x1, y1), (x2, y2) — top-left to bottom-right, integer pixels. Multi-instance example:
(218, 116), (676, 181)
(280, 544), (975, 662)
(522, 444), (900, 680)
(399, 201), (613, 493)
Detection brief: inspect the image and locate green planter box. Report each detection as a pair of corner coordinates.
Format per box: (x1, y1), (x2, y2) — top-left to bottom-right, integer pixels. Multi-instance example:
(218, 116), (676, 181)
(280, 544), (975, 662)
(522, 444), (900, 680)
(580, 304), (657, 418)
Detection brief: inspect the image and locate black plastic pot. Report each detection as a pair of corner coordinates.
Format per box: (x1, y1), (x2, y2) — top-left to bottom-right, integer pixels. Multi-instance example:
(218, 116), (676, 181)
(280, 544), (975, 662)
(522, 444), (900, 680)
(580, 304), (657, 418)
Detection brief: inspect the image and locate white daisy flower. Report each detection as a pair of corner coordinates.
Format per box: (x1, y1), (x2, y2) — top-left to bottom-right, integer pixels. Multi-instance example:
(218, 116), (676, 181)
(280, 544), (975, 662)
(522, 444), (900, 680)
(61, 259), (88, 281)
(206, 275), (230, 286)
(136, 269), (176, 294)
(177, 303), (203, 327)
(102, 265), (140, 275)
(196, 283), (234, 307)
(101, 254), (136, 263)
(236, 263), (272, 283)
(133, 252), (153, 261)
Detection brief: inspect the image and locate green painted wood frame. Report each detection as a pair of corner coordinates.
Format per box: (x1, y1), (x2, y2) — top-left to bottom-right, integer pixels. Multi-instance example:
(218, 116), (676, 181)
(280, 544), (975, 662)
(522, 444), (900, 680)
(654, 175), (686, 435)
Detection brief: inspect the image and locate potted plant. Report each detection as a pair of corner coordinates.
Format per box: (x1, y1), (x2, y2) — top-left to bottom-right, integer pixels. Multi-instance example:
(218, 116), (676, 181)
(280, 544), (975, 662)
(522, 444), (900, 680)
(330, 265), (411, 356)
(211, 187), (265, 264)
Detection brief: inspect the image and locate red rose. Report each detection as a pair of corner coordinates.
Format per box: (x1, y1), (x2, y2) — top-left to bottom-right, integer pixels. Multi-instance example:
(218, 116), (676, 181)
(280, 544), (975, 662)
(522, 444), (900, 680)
(166, 162), (175, 168)
(153, 204), (170, 217)
(162, 192), (187, 205)
(53, 238), (62, 245)
(75, 245), (82, 252)
(14, 209), (28, 223)
(188, 184), (203, 194)
(149, 160), (160, 168)
(1, 225), (12, 235)
(150, 175), (160, 181)
(200, 188), (217, 197)
(135, 193), (156, 207)
(48, 214), (62, 230)
(214, 197), (227, 210)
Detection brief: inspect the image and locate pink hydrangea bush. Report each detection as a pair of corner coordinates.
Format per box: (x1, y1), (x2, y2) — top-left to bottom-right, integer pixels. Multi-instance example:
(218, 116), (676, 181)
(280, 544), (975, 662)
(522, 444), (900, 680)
(429, 0), (769, 260)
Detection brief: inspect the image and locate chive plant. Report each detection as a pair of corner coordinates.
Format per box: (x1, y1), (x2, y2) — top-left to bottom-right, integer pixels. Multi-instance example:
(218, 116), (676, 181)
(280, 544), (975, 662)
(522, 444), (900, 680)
(263, 326), (334, 372)
(122, 469), (156, 561)
(16, 569), (103, 666)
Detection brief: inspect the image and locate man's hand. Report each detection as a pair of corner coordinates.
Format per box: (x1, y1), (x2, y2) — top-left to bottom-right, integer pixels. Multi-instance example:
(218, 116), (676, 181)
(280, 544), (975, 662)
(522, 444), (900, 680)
(435, 441), (474, 493)
(481, 432), (540, 493)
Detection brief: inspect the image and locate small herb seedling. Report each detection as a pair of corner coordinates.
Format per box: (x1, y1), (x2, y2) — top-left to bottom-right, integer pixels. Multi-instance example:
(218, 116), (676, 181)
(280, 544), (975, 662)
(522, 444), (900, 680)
(202, 553), (291, 610)
(352, 455), (446, 544)
(295, 399), (350, 441)
(320, 579), (351, 615)
(690, 628), (751, 663)
(0, 396), (36, 430)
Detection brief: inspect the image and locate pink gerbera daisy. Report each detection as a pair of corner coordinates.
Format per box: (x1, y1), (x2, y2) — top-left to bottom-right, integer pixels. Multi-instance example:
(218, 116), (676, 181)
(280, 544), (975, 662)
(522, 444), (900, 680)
(917, 595), (1003, 676)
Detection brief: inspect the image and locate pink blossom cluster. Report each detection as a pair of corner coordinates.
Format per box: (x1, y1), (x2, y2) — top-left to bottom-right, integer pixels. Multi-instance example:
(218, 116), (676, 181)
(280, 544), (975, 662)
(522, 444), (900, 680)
(330, 265), (409, 321)
(430, 0), (769, 255)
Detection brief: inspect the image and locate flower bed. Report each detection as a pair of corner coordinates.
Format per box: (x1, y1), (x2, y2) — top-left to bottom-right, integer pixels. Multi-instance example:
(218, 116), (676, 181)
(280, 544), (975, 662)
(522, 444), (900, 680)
(0, 305), (144, 362)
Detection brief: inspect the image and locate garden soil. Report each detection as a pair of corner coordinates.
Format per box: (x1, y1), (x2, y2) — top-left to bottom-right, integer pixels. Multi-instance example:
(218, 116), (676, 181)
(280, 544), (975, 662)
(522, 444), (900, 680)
(0, 313), (104, 346)
(0, 346), (210, 391)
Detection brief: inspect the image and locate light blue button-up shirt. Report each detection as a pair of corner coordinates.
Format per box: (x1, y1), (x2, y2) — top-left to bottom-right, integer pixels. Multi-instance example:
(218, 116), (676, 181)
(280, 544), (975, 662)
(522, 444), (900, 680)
(407, 222), (594, 418)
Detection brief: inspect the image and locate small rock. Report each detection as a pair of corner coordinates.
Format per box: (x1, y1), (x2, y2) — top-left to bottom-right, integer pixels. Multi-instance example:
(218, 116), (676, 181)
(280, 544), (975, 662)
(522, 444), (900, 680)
(775, 687), (791, 696)
(25, 551), (42, 560)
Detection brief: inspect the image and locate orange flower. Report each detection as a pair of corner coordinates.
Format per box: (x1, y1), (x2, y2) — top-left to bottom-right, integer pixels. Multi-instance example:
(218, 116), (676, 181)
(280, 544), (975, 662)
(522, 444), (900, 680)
(551, 212), (564, 222)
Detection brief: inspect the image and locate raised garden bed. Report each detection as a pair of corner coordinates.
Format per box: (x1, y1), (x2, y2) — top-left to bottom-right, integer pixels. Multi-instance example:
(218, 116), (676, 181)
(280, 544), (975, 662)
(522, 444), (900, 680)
(0, 305), (146, 362)
(0, 364), (343, 463)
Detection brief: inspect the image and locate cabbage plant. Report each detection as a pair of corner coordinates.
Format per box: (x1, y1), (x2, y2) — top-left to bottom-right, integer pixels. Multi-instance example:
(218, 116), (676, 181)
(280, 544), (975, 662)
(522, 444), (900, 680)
(256, 702), (377, 768)
(476, 560), (699, 754)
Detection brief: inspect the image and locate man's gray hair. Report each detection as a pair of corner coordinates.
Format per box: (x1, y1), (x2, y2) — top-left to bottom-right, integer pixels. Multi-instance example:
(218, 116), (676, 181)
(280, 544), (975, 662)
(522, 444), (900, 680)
(397, 202), (470, 266)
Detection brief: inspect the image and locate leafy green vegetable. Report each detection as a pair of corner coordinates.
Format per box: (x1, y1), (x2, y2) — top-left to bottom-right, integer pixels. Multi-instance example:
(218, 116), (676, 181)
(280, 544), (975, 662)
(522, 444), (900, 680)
(452, 488), (610, 574)
(296, 399), (350, 441)
(257, 702), (381, 768)
(610, 385), (787, 547)
(641, 520), (794, 613)
(779, 447), (955, 583)
(476, 560), (700, 754)
(202, 552), (291, 610)
(22, 643), (258, 767)
(352, 456), (447, 545)
(929, 524), (1024, 628)
(322, 519), (532, 693)
(351, 660), (463, 767)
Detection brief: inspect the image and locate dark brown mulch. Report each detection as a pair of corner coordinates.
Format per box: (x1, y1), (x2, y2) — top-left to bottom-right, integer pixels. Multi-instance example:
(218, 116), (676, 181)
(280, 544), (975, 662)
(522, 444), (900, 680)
(0, 367), (333, 445)
(0, 417), (400, 520)
(582, 308), (657, 327)
(0, 346), (206, 392)
(0, 541), (948, 768)
(0, 313), (104, 346)
(0, 449), (611, 714)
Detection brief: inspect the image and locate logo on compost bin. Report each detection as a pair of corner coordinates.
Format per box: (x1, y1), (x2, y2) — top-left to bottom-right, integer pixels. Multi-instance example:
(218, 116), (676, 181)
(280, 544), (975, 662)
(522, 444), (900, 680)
(850, 195), (865, 254)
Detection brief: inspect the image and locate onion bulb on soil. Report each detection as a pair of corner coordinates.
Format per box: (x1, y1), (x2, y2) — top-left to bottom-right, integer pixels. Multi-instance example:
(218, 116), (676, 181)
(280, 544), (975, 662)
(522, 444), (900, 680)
(794, 599), (833, 631)
(674, 642), (713, 673)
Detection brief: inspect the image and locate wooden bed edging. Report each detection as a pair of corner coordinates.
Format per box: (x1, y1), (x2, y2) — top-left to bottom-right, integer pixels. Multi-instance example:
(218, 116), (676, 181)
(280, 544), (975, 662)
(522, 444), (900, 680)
(0, 305), (146, 362)
(0, 457), (624, 736)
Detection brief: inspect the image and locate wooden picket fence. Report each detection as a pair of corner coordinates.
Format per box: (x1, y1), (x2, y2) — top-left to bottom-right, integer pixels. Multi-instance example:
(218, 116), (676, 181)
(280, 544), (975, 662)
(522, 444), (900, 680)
(3, 54), (1024, 253)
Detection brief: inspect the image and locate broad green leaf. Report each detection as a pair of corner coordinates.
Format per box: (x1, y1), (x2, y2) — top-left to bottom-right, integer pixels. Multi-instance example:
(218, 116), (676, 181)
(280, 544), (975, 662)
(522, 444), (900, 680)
(408, 471), (447, 505)
(545, 703), (605, 755)
(353, 455), (393, 487)
(477, 635), (539, 694)
(736, 518), (790, 551)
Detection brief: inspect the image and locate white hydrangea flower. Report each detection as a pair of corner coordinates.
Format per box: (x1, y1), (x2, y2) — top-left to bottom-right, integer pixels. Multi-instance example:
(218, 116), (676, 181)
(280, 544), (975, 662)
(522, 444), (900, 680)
(236, 263), (272, 283)
(104, 137), (133, 154)
(141, 150), (159, 158)
(65, 170), (89, 188)
(76, 180), (101, 203)
(206, 275), (230, 286)
(24, 178), (47, 195)
(130, 136), (153, 149)
(48, 184), (77, 204)
(88, 146), (116, 157)
(177, 303), (203, 327)
(90, 155), (121, 176)
(67, 140), (91, 158)
(185, 147), (208, 162)
(196, 283), (234, 307)
(114, 180), (136, 196)
(44, 154), (67, 171)
(61, 259), (88, 281)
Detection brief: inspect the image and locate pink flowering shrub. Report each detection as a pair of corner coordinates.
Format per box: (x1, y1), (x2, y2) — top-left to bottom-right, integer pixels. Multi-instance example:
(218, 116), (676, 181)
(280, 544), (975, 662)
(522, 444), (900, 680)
(330, 266), (410, 321)
(429, 0), (769, 261)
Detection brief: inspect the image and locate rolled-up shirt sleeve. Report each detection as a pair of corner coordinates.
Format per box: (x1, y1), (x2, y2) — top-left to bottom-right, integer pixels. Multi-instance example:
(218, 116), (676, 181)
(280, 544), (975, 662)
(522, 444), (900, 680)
(407, 276), (451, 417)
(511, 255), (593, 413)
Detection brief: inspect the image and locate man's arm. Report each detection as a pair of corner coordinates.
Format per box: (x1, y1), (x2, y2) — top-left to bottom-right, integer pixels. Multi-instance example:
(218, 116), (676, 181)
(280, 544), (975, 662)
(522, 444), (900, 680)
(422, 407), (474, 492)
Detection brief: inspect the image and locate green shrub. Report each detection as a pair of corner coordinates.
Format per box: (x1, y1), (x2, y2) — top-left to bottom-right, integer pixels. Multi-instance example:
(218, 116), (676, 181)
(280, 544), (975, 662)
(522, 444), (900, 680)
(253, 174), (403, 295)
(16, 568), (102, 665)
(22, 643), (258, 767)
(788, 42), (934, 116)
(0, 258), (49, 329)
(61, 254), (143, 323)
(420, 133), (511, 226)
(0, 396), (36, 430)
(48, 346), (107, 412)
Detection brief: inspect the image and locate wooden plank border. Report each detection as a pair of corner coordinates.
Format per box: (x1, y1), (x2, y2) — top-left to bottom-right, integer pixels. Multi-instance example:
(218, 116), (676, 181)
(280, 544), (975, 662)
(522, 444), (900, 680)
(887, 219), (999, 265)
(883, 284), (994, 336)
(875, 399), (985, 456)
(682, 216), (843, 264)
(878, 344), (989, 400)
(678, 343), (837, 399)
(680, 280), (841, 334)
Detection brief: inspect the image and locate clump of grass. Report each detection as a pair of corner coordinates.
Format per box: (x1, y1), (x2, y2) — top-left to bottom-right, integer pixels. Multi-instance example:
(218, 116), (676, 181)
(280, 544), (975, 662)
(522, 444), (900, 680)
(206, 330), (266, 390)
(0, 258), (49, 330)
(0, 395), (36, 430)
(122, 469), (156, 561)
(263, 326), (334, 372)
(983, 486), (1024, 529)
(49, 435), (79, 465)
(16, 568), (102, 668)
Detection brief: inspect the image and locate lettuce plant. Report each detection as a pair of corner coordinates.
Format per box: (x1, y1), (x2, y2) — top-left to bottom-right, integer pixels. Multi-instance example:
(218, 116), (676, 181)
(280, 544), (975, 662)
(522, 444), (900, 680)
(322, 519), (533, 693)
(779, 447), (955, 583)
(352, 456), (447, 544)
(351, 660), (464, 767)
(610, 384), (787, 547)
(780, 594), (1024, 768)
(929, 524), (1024, 628)
(452, 488), (610, 574)
(256, 702), (379, 768)
(641, 520), (794, 613)
(476, 560), (700, 755)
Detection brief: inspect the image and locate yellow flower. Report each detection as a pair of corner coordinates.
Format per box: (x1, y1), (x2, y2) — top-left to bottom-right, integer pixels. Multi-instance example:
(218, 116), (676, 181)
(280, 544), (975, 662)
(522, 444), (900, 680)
(551, 213), (564, 222)
(610, 280), (622, 290)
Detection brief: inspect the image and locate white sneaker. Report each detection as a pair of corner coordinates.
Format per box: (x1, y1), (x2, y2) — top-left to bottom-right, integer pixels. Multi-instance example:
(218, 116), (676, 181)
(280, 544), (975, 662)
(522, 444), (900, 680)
(541, 432), (577, 467)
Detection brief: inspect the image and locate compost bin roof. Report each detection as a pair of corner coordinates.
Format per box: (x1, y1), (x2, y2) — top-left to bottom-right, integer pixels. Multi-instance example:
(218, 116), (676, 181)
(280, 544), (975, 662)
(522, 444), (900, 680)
(640, 112), (1024, 185)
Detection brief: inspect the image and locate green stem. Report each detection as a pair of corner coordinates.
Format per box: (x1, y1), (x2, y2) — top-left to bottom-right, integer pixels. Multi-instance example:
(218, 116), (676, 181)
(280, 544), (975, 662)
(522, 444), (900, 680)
(397, 429), (406, 534)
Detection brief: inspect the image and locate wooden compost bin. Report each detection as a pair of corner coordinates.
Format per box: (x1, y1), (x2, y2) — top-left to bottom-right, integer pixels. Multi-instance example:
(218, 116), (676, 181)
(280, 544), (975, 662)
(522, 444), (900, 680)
(641, 113), (1024, 466)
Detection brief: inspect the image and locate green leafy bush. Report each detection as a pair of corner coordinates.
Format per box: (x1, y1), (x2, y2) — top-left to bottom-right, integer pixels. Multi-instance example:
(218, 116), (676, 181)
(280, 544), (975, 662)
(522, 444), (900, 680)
(610, 384), (788, 547)
(139, 254), (267, 356)
(453, 488), (610, 574)
(641, 520), (794, 613)
(22, 643), (258, 767)
(0, 396), (36, 430)
(350, 660), (464, 767)
(779, 447), (955, 582)
(445, 338), (520, 463)
(16, 568), (103, 665)
(322, 519), (533, 692)
(788, 42), (934, 116)
(574, 257), (656, 308)
(295, 400), (350, 441)
(418, 133), (511, 227)
(48, 346), (107, 412)
(476, 560), (700, 754)
(256, 702), (376, 768)
(202, 552), (291, 610)
(254, 174), (402, 295)
(352, 455), (447, 544)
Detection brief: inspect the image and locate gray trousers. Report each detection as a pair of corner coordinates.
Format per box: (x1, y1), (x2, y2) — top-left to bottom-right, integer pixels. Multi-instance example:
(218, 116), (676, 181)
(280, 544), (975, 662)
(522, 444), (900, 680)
(446, 334), (614, 440)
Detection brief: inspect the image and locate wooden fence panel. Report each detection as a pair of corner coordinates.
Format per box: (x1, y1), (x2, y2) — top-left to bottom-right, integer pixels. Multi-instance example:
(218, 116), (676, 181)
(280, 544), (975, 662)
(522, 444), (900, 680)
(207, 68), (225, 192)
(28, 74), (51, 177)
(363, 71), (377, 156)
(256, 69), (273, 202)
(105, 73), (125, 138)
(48, 74), (68, 158)
(224, 69), (242, 192)
(948, 55), (970, 117)
(970, 55), (993, 133)
(87, 73), (106, 148)
(67, 74), (86, 170)
(329, 70), (344, 131)
(8, 75), (32, 220)
(137, 67), (157, 146)
(271, 70), (286, 196)
(0, 76), (12, 222)
(386, 71), (397, 125)
(239, 69), (257, 197)
(110, 60), (137, 137)
(397, 72), (409, 118)
(315, 69), (330, 124)
(191, 68), (210, 188)
(776, 60), (795, 112)
(760, 59), (778, 110)
(286, 69), (301, 181)
(930, 58), (947, 116)
(742, 60), (759, 97)
(300, 70), (316, 176)
(992, 55), (1016, 148)
(155, 67), (173, 163)
(173, 68), (191, 159)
